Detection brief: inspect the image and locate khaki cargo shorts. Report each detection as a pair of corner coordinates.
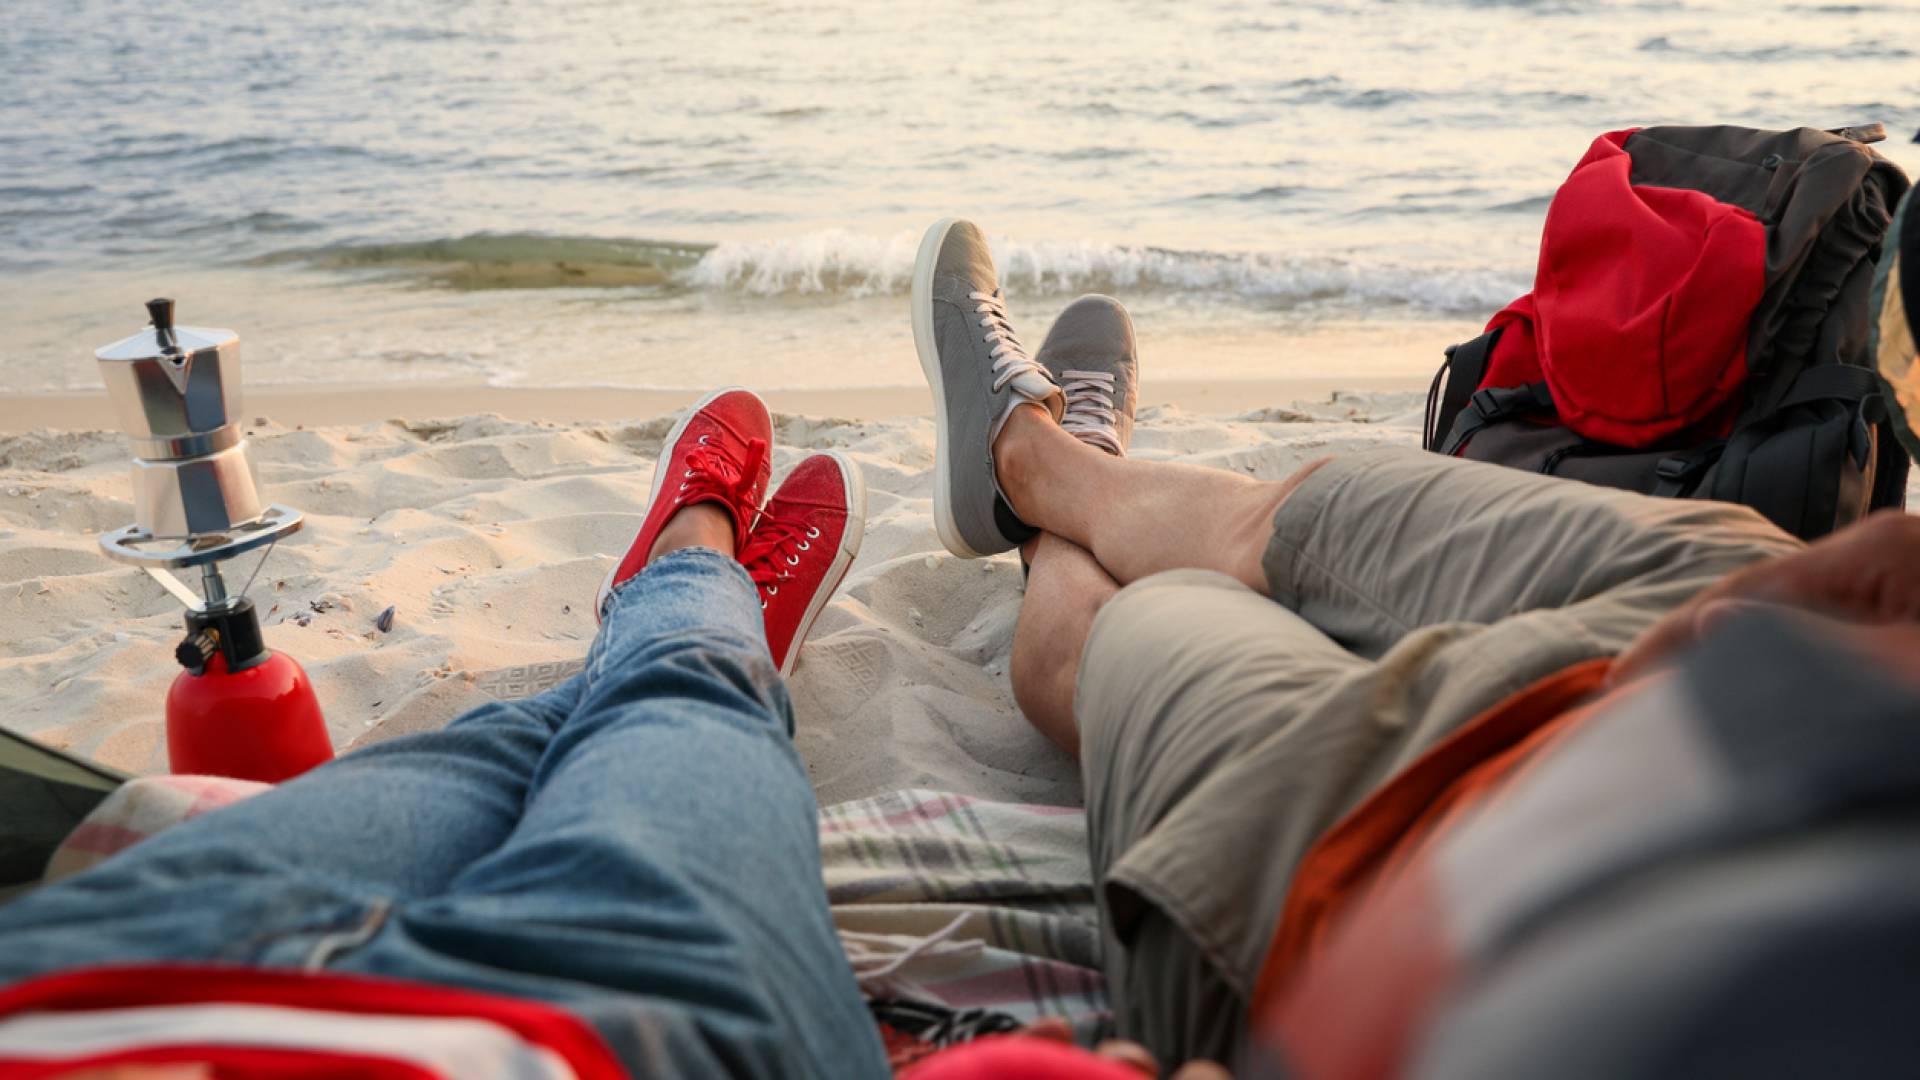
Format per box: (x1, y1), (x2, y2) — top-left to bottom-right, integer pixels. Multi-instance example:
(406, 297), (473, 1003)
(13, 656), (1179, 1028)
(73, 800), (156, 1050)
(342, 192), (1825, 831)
(1074, 449), (1802, 1063)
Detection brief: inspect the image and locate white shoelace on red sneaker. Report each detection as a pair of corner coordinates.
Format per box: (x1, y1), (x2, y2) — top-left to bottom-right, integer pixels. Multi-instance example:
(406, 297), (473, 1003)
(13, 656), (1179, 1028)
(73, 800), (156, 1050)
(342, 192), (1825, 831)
(740, 511), (822, 609)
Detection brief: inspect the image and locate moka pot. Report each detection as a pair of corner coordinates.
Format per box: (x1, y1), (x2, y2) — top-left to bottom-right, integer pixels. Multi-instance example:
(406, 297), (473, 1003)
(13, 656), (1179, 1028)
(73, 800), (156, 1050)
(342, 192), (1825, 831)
(94, 299), (331, 782)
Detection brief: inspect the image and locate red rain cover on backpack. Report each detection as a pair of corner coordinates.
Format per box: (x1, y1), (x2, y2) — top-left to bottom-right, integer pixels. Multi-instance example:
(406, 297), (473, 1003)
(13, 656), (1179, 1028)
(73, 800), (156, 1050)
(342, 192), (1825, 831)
(1481, 130), (1768, 448)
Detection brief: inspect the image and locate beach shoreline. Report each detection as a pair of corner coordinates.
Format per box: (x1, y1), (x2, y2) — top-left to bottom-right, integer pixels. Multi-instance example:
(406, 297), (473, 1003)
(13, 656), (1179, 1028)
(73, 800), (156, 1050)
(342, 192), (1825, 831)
(0, 375), (1428, 432)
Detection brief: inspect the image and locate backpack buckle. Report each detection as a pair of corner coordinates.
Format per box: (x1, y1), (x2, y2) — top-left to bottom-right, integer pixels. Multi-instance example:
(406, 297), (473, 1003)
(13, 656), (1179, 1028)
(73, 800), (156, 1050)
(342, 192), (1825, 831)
(1655, 457), (1697, 482)
(1653, 453), (1716, 498)
(1654, 450), (1720, 492)
(1470, 384), (1555, 420)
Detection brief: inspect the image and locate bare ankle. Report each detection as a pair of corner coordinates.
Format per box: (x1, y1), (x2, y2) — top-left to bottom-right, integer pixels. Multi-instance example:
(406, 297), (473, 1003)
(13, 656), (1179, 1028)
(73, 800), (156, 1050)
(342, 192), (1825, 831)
(649, 502), (736, 562)
(992, 403), (1055, 516)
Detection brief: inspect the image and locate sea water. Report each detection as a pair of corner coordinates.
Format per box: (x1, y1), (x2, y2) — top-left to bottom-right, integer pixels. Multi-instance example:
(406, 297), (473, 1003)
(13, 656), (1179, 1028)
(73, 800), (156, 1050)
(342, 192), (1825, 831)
(5, 0), (1918, 393)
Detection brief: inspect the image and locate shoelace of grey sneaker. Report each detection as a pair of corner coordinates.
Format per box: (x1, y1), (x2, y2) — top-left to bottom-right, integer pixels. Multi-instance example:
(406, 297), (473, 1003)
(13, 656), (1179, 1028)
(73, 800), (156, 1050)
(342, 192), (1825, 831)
(1059, 369), (1123, 455)
(968, 289), (1049, 393)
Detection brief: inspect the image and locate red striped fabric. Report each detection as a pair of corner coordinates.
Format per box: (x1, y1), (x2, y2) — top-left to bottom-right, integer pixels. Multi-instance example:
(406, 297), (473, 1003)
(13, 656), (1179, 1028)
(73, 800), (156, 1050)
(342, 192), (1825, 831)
(0, 965), (628, 1080)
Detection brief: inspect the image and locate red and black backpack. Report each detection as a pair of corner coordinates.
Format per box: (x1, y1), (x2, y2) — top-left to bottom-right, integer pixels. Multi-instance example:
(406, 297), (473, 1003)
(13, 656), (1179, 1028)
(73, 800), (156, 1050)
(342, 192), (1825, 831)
(1424, 124), (1912, 540)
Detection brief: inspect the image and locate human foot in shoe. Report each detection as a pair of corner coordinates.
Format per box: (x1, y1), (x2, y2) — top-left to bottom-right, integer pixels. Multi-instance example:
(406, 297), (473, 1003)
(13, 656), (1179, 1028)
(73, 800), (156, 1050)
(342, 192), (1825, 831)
(742, 451), (867, 675)
(912, 218), (1064, 558)
(1017, 295), (1140, 576)
(1036, 294), (1139, 457)
(596, 387), (773, 621)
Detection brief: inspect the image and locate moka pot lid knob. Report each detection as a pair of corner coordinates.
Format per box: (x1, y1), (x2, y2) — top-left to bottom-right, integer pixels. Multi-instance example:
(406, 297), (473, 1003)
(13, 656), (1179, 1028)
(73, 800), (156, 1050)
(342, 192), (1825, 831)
(95, 297), (237, 364)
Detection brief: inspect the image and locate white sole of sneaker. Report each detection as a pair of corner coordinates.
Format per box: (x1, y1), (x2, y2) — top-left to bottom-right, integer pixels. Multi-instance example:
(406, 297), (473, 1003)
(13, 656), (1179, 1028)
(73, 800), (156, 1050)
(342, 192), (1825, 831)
(594, 384), (752, 621)
(910, 216), (986, 559)
(781, 450), (867, 677)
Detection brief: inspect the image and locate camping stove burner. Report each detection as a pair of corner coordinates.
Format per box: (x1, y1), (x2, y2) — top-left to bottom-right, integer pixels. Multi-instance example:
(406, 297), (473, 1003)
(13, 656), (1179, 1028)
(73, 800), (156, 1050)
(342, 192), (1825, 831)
(90, 298), (332, 781)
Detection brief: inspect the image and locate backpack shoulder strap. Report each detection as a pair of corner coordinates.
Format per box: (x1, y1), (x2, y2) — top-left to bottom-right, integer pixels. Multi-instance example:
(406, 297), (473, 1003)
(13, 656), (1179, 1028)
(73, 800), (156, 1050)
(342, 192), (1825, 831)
(1425, 327), (1504, 452)
(1774, 363), (1881, 409)
(1440, 381), (1556, 457)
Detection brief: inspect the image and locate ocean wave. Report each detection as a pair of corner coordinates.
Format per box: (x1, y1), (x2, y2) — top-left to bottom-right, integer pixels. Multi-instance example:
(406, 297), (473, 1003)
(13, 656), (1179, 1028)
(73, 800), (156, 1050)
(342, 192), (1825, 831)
(686, 229), (1526, 313)
(262, 229), (1528, 313)
(260, 233), (713, 289)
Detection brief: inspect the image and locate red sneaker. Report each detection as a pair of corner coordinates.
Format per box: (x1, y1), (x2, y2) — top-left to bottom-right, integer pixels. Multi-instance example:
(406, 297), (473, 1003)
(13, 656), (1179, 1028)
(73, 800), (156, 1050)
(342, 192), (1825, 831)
(741, 451), (867, 675)
(596, 387), (773, 621)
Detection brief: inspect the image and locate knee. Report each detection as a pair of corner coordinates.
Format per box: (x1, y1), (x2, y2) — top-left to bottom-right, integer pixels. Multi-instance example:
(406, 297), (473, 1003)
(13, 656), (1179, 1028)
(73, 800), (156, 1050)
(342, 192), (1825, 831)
(1074, 570), (1254, 709)
(1104, 569), (1252, 625)
(1632, 499), (1805, 581)
(586, 631), (790, 728)
(597, 626), (776, 683)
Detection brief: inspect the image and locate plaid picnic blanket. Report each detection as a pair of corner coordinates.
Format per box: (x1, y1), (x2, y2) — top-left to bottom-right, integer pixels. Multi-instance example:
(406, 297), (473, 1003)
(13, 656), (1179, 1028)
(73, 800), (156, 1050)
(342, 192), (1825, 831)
(823, 789), (1111, 1059)
(39, 778), (1112, 1067)
(43, 774), (271, 882)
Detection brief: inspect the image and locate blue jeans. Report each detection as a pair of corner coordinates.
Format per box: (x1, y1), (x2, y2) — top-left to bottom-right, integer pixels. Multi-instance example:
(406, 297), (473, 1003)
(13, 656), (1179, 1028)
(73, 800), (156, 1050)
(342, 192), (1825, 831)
(0, 549), (888, 1079)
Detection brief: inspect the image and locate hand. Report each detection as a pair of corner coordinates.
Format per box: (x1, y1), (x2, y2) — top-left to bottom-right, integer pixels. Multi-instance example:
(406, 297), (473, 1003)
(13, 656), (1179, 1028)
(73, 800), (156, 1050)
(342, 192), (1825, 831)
(1615, 510), (1920, 683)
(1018, 1018), (1233, 1080)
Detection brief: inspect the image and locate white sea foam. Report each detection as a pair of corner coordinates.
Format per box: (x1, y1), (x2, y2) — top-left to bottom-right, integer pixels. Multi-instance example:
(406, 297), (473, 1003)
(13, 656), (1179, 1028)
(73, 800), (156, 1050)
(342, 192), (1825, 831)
(686, 229), (1528, 314)
(685, 229), (922, 297)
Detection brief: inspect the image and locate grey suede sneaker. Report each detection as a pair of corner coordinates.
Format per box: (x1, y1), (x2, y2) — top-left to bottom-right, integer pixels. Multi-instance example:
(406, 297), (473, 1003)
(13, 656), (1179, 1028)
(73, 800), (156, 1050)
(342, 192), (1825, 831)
(912, 218), (1063, 558)
(1035, 294), (1139, 457)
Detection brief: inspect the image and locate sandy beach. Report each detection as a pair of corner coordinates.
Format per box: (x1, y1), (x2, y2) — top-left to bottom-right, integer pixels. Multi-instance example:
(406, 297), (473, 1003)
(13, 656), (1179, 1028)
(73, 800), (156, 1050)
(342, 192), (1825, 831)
(10, 381), (1916, 803)
(0, 383), (1431, 805)
(7, 2), (1918, 1072)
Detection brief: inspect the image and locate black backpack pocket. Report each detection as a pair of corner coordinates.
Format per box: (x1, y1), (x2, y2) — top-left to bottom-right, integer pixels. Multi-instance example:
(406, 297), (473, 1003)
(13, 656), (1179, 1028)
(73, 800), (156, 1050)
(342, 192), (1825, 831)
(1705, 383), (1882, 539)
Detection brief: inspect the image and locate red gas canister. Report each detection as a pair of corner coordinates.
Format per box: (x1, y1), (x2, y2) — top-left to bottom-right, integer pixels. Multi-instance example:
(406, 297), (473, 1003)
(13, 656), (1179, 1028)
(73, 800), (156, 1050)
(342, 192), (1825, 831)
(166, 599), (333, 783)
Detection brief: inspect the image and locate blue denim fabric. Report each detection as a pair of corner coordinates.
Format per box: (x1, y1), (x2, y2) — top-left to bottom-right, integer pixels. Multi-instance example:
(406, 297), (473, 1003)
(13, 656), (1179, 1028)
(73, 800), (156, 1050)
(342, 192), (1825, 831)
(0, 548), (888, 1079)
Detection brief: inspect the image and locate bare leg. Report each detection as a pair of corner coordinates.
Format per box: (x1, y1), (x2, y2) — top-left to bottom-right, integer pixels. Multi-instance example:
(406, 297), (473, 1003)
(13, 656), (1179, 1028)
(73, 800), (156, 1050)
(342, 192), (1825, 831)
(1011, 533), (1120, 756)
(650, 502), (735, 561)
(995, 404), (1329, 594)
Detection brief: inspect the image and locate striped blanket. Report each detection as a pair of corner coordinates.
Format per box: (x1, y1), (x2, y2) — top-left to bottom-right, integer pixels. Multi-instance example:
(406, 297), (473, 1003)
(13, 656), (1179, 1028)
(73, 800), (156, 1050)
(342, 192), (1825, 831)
(40, 776), (1112, 1065)
(824, 789), (1111, 1048)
